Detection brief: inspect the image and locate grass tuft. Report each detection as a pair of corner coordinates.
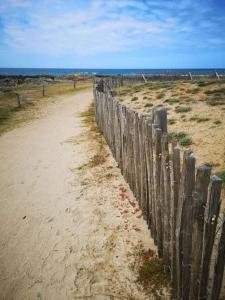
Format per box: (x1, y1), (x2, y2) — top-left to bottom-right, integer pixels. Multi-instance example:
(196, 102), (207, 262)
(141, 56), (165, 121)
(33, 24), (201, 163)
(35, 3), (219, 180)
(214, 120), (222, 125)
(164, 98), (180, 105)
(206, 97), (225, 106)
(175, 106), (192, 113)
(169, 131), (193, 146)
(190, 115), (210, 122)
(144, 103), (153, 107)
(168, 118), (176, 125)
(215, 169), (225, 186)
(80, 102), (107, 168)
(156, 92), (165, 99)
(131, 96), (138, 101)
(138, 257), (171, 292)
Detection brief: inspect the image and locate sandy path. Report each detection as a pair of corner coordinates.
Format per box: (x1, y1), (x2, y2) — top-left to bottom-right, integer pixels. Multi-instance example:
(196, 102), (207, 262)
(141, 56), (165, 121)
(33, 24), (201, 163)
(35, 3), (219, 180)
(0, 89), (157, 300)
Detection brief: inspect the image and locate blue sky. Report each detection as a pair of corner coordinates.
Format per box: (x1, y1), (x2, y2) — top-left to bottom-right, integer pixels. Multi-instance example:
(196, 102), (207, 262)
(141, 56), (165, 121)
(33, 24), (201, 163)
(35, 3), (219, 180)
(0, 0), (225, 68)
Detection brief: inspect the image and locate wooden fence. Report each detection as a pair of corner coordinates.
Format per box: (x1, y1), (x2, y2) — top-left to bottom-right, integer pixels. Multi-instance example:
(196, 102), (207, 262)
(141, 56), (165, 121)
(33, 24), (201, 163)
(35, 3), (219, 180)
(94, 72), (225, 86)
(93, 79), (225, 300)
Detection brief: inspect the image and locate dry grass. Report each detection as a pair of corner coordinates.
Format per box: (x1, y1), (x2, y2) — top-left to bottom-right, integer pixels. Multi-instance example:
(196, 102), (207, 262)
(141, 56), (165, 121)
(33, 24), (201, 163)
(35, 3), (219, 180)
(113, 79), (225, 173)
(129, 244), (171, 299)
(0, 80), (92, 135)
(79, 102), (107, 169)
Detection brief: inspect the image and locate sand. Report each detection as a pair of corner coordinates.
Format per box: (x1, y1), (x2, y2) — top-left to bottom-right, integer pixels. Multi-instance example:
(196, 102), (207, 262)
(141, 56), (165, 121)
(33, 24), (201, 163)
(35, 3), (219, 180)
(0, 89), (159, 300)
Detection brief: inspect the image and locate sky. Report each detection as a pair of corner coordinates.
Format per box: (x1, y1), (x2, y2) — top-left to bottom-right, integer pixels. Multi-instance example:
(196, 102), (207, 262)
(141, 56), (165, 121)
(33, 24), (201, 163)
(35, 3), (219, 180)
(0, 0), (225, 68)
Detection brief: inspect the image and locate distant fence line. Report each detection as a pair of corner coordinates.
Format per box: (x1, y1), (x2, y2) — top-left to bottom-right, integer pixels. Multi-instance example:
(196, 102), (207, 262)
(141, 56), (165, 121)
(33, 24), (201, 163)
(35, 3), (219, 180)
(94, 71), (224, 86)
(0, 79), (89, 109)
(93, 79), (225, 300)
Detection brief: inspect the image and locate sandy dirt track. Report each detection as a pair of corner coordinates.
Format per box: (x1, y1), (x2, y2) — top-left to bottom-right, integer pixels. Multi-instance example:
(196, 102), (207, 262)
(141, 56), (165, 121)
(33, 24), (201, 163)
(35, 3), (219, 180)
(0, 89), (157, 300)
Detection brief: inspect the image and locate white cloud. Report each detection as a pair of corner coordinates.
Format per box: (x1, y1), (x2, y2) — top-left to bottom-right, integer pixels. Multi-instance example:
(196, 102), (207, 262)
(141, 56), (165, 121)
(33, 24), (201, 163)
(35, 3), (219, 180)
(1, 0), (224, 56)
(0, 0), (30, 11)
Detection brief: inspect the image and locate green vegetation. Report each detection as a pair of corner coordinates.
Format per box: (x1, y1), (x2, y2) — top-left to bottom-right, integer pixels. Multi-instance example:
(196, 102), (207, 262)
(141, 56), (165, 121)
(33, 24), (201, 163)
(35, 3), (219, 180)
(215, 169), (225, 186)
(179, 136), (193, 146)
(186, 87), (200, 94)
(164, 98), (180, 105)
(138, 257), (170, 292)
(206, 97), (225, 106)
(190, 115), (210, 122)
(80, 102), (107, 169)
(156, 92), (165, 99)
(0, 80), (92, 135)
(168, 118), (176, 125)
(214, 120), (222, 125)
(197, 81), (216, 87)
(183, 98), (194, 103)
(175, 106), (192, 113)
(144, 103), (153, 107)
(204, 88), (225, 95)
(131, 96), (138, 101)
(169, 131), (193, 146)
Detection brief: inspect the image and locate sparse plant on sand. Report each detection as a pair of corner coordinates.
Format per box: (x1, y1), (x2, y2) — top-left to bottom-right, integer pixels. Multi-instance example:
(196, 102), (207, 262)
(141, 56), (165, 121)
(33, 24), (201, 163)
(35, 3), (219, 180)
(175, 106), (192, 113)
(131, 96), (138, 101)
(190, 115), (210, 122)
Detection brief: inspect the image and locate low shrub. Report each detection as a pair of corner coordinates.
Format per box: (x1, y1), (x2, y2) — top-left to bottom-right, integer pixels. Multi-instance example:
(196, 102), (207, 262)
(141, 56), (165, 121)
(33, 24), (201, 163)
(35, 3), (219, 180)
(175, 106), (192, 113)
(214, 120), (222, 125)
(131, 96), (138, 101)
(190, 115), (210, 122)
(205, 88), (225, 95)
(164, 98), (180, 105)
(186, 88), (200, 94)
(206, 98), (225, 106)
(168, 118), (176, 125)
(179, 136), (193, 146)
(144, 103), (153, 107)
(216, 169), (225, 186)
(156, 92), (165, 99)
(169, 131), (193, 146)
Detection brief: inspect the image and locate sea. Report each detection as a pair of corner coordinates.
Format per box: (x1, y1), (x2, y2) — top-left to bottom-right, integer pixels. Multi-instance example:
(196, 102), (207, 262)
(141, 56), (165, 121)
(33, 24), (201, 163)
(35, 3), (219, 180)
(0, 68), (225, 76)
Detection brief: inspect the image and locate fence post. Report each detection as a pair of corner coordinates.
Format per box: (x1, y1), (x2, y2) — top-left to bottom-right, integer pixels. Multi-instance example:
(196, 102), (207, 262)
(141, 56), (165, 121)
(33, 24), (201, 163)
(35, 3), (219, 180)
(16, 93), (21, 108)
(42, 85), (45, 96)
(153, 107), (167, 133)
(215, 72), (220, 80)
(154, 128), (163, 256)
(162, 133), (172, 269)
(199, 175), (222, 300)
(189, 164), (211, 300)
(181, 152), (195, 300)
(176, 150), (195, 300)
(210, 212), (225, 300)
(145, 119), (155, 232)
(171, 145), (180, 297)
(74, 79), (76, 88)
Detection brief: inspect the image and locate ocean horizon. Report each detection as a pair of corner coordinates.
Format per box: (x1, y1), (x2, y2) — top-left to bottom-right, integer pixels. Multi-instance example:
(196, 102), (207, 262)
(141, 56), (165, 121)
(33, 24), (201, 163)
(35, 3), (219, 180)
(0, 68), (225, 76)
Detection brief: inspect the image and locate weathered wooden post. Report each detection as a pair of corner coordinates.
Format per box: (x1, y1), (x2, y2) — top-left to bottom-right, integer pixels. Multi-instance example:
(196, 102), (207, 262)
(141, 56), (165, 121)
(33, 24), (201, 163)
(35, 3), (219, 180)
(188, 72), (193, 80)
(215, 71), (220, 80)
(189, 164), (211, 300)
(42, 84), (45, 97)
(181, 152), (195, 300)
(171, 145), (180, 297)
(153, 107), (167, 133)
(176, 149), (195, 300)
(199, 175), (222, 300)
(155, 127), (163, 256)
(210, 212), (225, 300)
(16, 93), (21, 108)
(74, 79), (76, 89)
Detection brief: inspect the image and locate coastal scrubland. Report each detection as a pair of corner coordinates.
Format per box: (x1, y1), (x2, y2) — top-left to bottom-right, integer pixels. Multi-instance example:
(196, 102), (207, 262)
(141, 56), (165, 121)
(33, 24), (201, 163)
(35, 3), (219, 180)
(0, 79), (92, 135)
(113, 79), (225, 174)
